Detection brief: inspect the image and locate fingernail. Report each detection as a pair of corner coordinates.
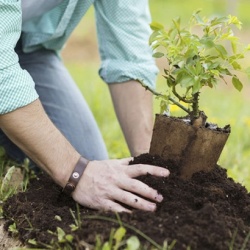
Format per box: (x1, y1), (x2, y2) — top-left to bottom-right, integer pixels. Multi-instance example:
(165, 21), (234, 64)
(148, 203), (156, 211)
(156, 194), (163, 202)
(161, 169), (170, 177)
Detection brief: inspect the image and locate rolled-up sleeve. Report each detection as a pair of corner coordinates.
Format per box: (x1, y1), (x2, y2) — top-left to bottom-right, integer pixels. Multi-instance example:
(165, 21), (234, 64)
(0, 0), (38, 114)
(94, 0), (158, 89)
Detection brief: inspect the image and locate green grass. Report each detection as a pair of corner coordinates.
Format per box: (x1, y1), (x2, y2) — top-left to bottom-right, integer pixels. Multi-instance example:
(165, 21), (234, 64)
(149, 0), (250, 27)
(78, 0), (250, 29)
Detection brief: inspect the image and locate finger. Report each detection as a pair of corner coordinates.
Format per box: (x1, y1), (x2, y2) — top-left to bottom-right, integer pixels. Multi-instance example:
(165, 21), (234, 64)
(126, 164), (170, 178)
(95, 199), (131, 213)
(119, 157), (134, 165)
(113, 190), (157, 212)
(119, 178), (163, 203)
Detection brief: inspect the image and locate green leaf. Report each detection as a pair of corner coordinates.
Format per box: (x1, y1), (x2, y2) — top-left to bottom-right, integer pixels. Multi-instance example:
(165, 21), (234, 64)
(160, 100), (169, 114)
(0, 166), (16, 196)
(65, 234), (74, 243)
(179, 75), (194, 88)
(114, 226), (126, 244)
(185, 50), (197, 60)
(166, 77), (175, 87)
(210, 69), (220, 76)
(70, 223), (79, 231)
(194, 61), (203, 74)
(215, 44), (228, 58)
(232, 76), (243, 91)
(57, 227), (66, 243)
(231, 40), (237, 54)
(200, 37), (215, 48)
(172, 17), (181, 31)
(28, 239), (37, 246)
(210, 16), (229, 26)
(192, 10), (204, 25)
(102, 242), (110, 250)
(150, 22), (164, 31)
(149, 31), (160, 45)
(151, 42), (161, 51)
(152, 52), (164, 58)
(217, 67), (232, 76)
(126, 236), (140, 250)
(207, 80), (214, 88)
(228, 15), (242, 29)
(8, 223), (18, 234)
(54, 215), (62, 221)
(177, 61), (185, 68)
(192, 79), (202, 94)
(209, 62), (220, 69)
(232, 61), (241, 70)
(229, 54), (244, 61)
(164, 68), (169, 75)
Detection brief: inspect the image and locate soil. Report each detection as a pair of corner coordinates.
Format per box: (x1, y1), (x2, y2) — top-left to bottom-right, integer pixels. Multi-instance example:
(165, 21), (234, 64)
(3, 153), (250, 250)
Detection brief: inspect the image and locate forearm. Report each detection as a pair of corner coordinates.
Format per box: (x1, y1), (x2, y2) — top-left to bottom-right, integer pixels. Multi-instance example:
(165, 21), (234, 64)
(0, 99), (80, 187)
(109, 80), (154, 156)
(0, 96), (169, 213)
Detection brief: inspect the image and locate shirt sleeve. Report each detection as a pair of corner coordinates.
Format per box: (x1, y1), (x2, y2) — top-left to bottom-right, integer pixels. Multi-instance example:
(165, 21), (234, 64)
(94, 0), (158, 89)
(0, 0), (38, 115)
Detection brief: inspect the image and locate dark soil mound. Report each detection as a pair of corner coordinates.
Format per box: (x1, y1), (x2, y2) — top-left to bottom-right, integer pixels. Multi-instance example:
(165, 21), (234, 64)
(3, 154), (250, 249)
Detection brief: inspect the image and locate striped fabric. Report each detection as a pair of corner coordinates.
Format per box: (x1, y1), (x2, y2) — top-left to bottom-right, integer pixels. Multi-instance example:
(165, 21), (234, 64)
(0, 0), (158, 114)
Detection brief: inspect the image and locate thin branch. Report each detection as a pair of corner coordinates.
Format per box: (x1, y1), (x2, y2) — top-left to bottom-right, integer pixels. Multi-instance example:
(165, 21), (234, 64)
(172, 85), (194, 104)
(138, 80), (191, 114)
(169, 97), (191, 114)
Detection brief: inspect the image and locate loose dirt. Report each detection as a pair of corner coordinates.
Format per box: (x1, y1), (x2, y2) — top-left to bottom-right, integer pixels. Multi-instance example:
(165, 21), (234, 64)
(2, 154), (250, 249)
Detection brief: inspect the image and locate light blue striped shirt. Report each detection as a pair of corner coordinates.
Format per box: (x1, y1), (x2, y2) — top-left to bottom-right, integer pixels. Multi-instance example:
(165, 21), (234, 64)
(0, 0), (158, 114)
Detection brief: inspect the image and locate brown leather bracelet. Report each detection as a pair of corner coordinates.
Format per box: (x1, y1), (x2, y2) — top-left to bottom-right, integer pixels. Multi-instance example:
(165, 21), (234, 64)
(63, 156), (89, 196)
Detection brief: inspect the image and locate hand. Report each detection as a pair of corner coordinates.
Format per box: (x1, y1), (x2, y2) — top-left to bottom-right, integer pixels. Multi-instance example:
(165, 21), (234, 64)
(72, 158), (170, 212)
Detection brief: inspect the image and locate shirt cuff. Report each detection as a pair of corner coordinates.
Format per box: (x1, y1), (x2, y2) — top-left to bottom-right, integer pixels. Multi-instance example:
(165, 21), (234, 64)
(0, 63), (39, 114)
(99, 59), (159, 89)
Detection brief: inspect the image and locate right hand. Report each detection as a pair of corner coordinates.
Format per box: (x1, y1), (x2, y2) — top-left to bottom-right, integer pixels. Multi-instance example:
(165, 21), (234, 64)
(72, 157), (170, 212)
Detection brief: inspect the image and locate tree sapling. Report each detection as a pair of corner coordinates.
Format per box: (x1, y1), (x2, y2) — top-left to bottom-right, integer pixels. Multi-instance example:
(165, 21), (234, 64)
(144, 11), (250, 178)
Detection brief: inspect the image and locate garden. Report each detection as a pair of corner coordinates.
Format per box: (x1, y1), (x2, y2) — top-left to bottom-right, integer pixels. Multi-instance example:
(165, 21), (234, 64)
(1, 0), (250, 249)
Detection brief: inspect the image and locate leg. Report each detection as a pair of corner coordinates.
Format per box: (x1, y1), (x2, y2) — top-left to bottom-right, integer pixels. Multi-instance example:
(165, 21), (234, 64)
(0, 47), (108, 166)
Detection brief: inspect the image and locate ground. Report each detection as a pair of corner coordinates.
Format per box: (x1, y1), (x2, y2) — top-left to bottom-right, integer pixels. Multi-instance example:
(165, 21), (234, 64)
(2, 154), (250, 250)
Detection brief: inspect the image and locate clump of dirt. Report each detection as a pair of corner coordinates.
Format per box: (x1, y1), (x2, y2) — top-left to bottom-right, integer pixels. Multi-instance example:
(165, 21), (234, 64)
(3, 154), (250, 249)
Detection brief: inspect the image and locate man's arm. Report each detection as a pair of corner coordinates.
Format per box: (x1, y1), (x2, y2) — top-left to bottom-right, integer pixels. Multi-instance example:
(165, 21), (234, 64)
(109, 80), (154, 156)
(0, 100), (169, 212)
(0, 100), (80, 187)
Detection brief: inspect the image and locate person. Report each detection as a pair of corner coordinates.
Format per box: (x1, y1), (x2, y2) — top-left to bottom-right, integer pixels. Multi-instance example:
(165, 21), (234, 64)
(0, 0), (170, 212)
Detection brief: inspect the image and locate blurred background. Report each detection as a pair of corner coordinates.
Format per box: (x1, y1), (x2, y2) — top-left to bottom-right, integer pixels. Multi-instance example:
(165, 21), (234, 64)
(61, 0), (250, 189)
